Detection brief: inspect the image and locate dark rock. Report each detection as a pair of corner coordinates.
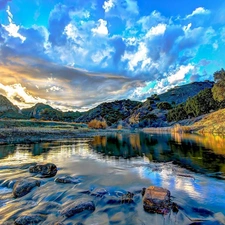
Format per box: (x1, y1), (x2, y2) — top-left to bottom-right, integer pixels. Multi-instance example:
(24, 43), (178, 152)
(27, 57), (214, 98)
(14, 214), (46, 225)
(121, 192), (134, 203)
(60, 199), (95, 218)
(29, 163), (57, 178)
(55, 176), (81, 184)
(13, 179), (41, 198)
(142, 186), (171, 214)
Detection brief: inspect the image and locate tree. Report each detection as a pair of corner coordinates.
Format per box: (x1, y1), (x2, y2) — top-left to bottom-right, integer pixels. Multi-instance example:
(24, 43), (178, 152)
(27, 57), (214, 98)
(212, 68), (225, 102)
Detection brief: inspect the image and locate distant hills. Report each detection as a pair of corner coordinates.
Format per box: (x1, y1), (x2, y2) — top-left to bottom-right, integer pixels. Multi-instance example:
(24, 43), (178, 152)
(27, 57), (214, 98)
(0, 81), (215, 127)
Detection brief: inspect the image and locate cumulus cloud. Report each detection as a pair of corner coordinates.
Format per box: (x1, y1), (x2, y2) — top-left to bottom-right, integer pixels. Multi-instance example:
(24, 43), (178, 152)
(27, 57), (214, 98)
(186, 7), (210, 19)
(92, 19), (108, 36)
(103, 0), (114, 13)
(2, 6), (26, 42)
(0, 0), (223, 109)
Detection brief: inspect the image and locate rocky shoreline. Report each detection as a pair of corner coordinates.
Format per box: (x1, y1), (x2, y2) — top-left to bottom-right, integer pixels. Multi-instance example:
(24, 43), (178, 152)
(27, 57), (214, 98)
(0, 161), (223, 225)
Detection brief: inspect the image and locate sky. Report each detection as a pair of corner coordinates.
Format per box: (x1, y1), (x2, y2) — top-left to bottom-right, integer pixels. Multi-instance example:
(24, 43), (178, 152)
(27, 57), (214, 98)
(0, 0), (225, 111)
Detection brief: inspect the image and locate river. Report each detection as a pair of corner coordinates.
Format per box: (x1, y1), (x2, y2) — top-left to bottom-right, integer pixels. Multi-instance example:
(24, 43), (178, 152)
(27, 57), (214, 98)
(0, 131), (225, 225)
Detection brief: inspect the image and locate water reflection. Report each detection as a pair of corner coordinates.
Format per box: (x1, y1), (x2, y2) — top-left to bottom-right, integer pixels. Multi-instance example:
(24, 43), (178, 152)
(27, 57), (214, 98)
(92, 132), (225, 175)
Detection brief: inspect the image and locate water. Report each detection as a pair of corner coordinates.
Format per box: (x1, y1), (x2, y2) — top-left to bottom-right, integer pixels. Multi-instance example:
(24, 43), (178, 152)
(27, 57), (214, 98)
(0, 132), (225, 225)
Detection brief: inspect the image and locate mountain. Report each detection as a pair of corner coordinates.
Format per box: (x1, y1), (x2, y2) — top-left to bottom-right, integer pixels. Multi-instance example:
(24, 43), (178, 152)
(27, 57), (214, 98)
(0, 81), (216, 125)
(22, 103), (82, 121)
(75, 99), (141, 126)
(0, 95), (19, 112)
(21, 103), (64, 120)
(0, 95), (28, 119)
(156, 81), (214, 105)
(125, 81), (214, 128)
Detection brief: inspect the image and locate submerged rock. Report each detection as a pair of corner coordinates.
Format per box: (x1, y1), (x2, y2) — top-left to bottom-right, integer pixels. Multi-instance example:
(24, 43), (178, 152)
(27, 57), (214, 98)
(29, 163), (57, 178)
(13, 179), (41, 198)
(121, 192), (134, 203)
(142, 186), (171, 214)
(54, 176), (81, 184)
(60, 199), (95, 218)
(14, 214), (46, 225)
(90, 188), (108, 197)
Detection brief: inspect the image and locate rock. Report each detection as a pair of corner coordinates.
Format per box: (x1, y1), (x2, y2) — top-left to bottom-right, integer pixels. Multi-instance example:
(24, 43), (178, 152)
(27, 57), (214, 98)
(29, 163), (57, 178)
(121, 192), (134, 203)
(60, 199), (95, 218)
(142, 186), (171, 214)
(13, 179), (41, 198)
(90, 188), (108, 197)
(54, 176), (81, 184)
(14, 214), (46, 225)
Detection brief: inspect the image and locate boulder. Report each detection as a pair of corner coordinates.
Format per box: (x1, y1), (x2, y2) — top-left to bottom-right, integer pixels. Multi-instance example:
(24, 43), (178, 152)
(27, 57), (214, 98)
(13, 179), (41, 198)
(54, 176), (81, 184)
(60, 199), (95, 218)
(29, 163), (57, 178)
(14, 214), (46, 225)
(142, 186), (171, 214)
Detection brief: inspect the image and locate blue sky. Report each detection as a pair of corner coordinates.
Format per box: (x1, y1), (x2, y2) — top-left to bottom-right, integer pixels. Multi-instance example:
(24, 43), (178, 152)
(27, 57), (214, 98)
(0, 0), (225, 111)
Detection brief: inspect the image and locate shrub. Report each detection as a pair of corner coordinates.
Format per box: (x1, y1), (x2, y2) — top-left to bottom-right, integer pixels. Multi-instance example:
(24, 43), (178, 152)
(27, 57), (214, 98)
(157, 102), (172, 110)
(88, 119), (107, 129)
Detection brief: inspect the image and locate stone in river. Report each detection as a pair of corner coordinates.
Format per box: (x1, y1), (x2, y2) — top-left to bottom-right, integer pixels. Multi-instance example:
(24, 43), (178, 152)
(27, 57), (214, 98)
(13, 179), (41, 198)
(142, 186), (171, 214)
(54, 176), (81, 184)
(29, 163), (57, 178)
(14, 214), (46, 225)
(60, 199), (95, 218)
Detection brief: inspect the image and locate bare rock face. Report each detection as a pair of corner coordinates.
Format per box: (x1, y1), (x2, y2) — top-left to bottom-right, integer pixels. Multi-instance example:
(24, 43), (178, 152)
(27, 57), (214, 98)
(14, 214), (46, 225)
(60, 199), (95, 218)
(142, 186), (171, 214)
(13, 179), (41, 198)
(29, 163), (57, 178)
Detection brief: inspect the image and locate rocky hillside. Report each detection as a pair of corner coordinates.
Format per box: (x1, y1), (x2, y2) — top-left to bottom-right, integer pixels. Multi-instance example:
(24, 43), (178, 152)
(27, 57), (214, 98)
(0, 95), (27, 119)
(75, 99), (141, 126)
(157, 81), (214, 105)
(22, 103), (57, 119)
(125, 81), (214, 128)
(0, 95), (19, 112)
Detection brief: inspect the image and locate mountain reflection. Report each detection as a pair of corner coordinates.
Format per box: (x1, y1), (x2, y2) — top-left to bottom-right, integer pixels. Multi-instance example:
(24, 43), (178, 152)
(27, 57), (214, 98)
(92, 132), (225, 174)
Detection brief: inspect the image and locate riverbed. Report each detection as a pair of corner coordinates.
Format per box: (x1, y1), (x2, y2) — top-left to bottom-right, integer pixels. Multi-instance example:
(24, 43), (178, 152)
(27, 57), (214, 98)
(0, 132), (225, 224)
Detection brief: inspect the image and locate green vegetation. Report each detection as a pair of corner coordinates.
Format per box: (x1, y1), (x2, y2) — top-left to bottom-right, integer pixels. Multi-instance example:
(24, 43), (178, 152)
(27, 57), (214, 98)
(212, 68), (225, 102)
(167, 88), (218, 122)
(157, 102), (172, 110)
(167, 104), (188, 122)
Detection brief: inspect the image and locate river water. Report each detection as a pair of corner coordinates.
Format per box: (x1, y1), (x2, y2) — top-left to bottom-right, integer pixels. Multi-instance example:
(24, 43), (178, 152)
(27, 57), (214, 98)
(0, 132), (225, 225)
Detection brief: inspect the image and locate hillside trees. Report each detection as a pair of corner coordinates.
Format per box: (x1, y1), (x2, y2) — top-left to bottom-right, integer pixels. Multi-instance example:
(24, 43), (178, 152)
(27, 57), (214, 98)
(167, 88), (218, 122)
(212, 68), (225, 102)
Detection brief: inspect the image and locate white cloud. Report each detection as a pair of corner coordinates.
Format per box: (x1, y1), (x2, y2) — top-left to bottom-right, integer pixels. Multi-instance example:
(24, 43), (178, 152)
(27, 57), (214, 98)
(186, 7), (210, 19)
(103, 0), (115, 13)
(167, 64), (194, 84)
(122, 42), (150, 71)
(2, 6), (26, 42)
(146, 23), (166, 38)
(91, 19), (108, 36)
(0, 83), (46, 108)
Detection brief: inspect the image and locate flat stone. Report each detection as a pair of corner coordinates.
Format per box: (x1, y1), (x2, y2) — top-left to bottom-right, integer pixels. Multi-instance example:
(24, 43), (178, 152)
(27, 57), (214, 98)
(29, 163), (57, 178)
(60, 199), (95, 218)
(54, 176), (81, 184)
(142, 186), (171, 214)
(14, 214), (46, 225)
(13, 179), (41, 198)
